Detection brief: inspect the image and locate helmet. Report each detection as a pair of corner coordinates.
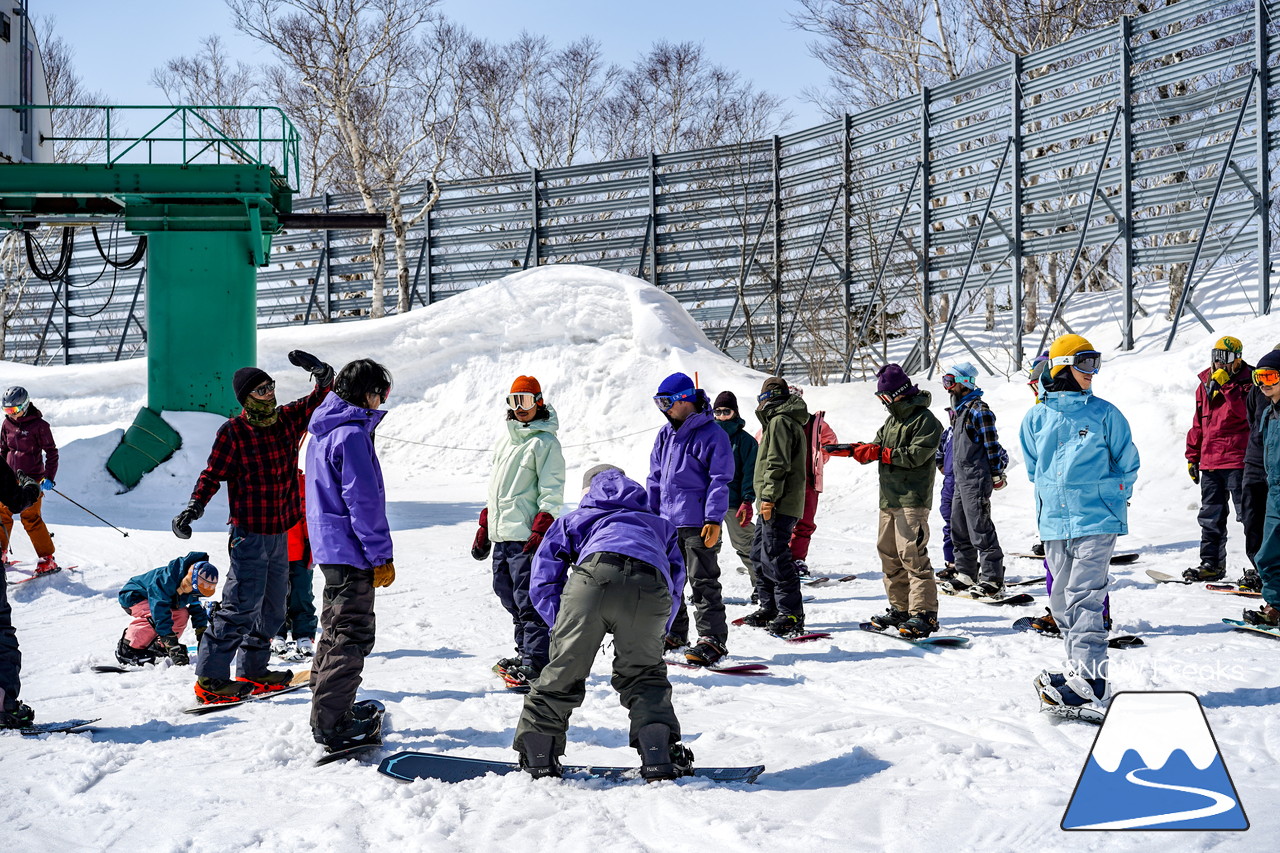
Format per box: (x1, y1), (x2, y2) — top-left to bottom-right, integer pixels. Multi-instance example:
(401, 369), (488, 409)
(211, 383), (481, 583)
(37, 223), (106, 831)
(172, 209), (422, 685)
(1047, 334), (1095, 378)
(2, 386), (29, 416)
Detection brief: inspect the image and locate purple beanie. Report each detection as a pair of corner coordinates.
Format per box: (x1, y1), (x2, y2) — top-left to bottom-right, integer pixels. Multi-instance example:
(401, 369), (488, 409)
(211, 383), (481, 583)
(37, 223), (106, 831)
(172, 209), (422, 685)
(875, 363), (918, 398)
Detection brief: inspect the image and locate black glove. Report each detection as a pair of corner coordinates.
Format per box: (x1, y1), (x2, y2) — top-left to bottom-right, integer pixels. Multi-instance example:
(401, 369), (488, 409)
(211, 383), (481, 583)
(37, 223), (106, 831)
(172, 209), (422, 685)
(158, 633), (189, 666)
(289, 350), (334, 388)
(171, 500), (204, 539)
(194, 625), (206, 644)
(14, 473), (40, 512)
(1188, 461), (1200, 485)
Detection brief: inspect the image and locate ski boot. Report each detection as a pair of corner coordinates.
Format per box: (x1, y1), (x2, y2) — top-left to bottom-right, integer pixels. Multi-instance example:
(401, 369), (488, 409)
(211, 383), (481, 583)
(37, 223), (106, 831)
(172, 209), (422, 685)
(684, 637), (727, 667)
(236, 669), (295, 695)
(1239, 569), (1263, 593)
(739, 608), (777, 628)
(314, 703), (384, 753)
(1029, 608), (1060, 636)
(518, 732), (563, 779)
(34, 555), (58, 575)
(868, 608), (910, 631)
(115, 631), (162, 666)
(637, 723), (694, 782)
(898, 611), (939, 639)
(1243, 605), (1280, 627)
(0, 701), (35, 729)
(194, 676), (253, 704)
(1182, 562), (1226, 582)
(766, 613), (805, 639)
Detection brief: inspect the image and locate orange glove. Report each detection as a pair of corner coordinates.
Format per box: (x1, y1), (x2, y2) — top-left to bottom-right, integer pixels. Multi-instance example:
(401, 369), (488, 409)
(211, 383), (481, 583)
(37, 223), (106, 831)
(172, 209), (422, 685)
(701, 523), (720, 549)
(372, 561), (395, 588)
(852, 443), (883, 465)
(760, 501), (774, 521)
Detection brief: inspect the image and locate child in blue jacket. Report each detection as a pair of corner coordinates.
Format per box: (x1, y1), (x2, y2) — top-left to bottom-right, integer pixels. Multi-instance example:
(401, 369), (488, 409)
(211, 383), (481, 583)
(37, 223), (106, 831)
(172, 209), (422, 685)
(117, 552), (218, 666)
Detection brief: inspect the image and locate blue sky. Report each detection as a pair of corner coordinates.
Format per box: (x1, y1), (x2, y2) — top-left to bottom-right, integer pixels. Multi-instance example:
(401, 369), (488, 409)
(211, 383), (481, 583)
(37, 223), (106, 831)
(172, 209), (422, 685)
(39, 0), (832, 130)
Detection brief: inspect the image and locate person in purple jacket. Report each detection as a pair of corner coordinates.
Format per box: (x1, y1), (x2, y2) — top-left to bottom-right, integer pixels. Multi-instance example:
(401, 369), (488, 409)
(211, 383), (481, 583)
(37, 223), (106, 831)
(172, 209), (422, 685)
(305, 359), (395, 753)
(647, 372), (735, 666)
(514, 464), (693, 780)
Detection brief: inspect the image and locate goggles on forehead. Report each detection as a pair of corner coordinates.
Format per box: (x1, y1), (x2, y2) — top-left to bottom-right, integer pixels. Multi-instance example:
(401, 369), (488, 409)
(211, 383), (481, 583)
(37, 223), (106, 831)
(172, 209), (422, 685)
(756, 388), (786, 405)
(655, 388), (697, 412)
(1211, 348), (1240, 365)
(506, 392), (539, 411)
(1253, 367), (1280, 388)
(251, 380), (276, 397)
(1050, 350), (1102, 375)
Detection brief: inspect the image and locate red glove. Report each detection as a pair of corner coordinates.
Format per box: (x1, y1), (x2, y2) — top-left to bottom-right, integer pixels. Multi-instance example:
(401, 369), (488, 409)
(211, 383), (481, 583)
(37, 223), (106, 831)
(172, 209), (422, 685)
(471, 507), (491, 561)
(524, 511), (555, 554)
(735, 501), (753, 526)
(851, 443), (882, 465)
(823, 443), (856, 458)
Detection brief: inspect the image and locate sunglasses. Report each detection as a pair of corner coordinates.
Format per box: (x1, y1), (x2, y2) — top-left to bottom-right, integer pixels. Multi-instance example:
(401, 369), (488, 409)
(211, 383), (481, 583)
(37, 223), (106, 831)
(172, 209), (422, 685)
(1253, 367), (1280, 388)
(1050, 350), (1102, 375)
(506, 392), (538, 411)
(251, 380), (276, 397)
(712, 407), (735, 418)
(1212, 349), (1240, 365)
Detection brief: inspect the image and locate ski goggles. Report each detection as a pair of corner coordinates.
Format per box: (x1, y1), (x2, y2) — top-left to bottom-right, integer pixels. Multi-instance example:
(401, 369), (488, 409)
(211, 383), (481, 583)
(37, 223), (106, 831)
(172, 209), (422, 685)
(1211, 348), (1240, 366)
(2, 404), (27, 416)
(756, 388), (787, 405)
(1253, 367), (1280, 388)
(1049, 350), (1102, 375)
(506, 392), (539, 411)
(654, 388), (697, 412)
(250, 380), (276, 397)
(876, 392), (895, 407)
(712, 407), (736, 419)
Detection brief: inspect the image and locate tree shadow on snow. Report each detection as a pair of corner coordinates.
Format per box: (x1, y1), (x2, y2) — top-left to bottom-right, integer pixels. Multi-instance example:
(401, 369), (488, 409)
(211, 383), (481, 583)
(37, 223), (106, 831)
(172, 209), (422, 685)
(754, 747), (891, 791)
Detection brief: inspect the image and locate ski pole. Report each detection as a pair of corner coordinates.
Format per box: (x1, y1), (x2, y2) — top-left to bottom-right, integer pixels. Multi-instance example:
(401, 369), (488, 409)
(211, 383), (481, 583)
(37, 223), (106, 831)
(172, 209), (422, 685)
(50, 487), (129, 537)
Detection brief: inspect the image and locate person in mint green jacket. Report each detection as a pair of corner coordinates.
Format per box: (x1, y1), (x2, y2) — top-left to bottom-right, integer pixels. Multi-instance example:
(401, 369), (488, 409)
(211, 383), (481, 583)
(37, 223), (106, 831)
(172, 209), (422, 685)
(470, 375), (566, 685)
(1021, 334), (1140, 716)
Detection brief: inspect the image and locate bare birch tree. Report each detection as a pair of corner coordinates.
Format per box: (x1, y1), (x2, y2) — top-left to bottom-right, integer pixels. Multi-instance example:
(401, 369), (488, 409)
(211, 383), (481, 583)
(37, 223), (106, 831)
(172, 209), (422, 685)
(33, 17), (111, 163)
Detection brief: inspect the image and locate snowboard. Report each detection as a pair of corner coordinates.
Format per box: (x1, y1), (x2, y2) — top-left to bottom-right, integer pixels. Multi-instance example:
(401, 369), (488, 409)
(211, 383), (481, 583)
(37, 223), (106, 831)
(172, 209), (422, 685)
(492, 663), (531, 694)
(769, 631), (830, 643)
(1011, 616), (1144, 649)
(1004, 576), (1047, 587)
(857, 623), (970, 647)
(1014, 552), (1137, 565)
(1039, 703), (1105, 724)
(91, 664), (147, 674)
(18, 718), (100, 736)
(1146, 569), (1192, 585)
(377, 751), (765, 784)
(1206, 583), (1262, 598)
(183, 670), (311, 715)
(665, 659), (771, 675)
(940, 585), (1035, 606)
(1222, 618), (1280, 640)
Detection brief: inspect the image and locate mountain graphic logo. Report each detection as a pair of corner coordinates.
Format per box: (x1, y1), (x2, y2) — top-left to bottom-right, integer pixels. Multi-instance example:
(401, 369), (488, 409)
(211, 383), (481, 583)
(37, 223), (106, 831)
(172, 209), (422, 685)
(1062, 691), (1248, 831)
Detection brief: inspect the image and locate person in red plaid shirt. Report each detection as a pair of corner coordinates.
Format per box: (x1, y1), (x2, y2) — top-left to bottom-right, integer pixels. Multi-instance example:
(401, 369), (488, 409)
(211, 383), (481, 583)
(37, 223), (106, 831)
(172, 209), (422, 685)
(175, 351), (333, 704)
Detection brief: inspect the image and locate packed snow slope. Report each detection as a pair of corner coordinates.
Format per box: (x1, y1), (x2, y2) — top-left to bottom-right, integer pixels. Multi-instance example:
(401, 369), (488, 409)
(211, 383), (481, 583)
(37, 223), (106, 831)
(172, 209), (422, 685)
(1, 264), (1275, 852)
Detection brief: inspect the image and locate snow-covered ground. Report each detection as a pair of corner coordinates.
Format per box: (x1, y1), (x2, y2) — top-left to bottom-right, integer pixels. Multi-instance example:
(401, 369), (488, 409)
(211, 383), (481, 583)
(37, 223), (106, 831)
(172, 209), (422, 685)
(1, 264), (1275, 852)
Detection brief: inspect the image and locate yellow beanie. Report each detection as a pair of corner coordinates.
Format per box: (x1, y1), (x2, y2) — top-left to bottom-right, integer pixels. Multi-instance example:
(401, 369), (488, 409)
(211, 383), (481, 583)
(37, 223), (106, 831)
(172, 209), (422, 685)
(1213, 336), (1243, 355)
(1048, 334), (1095, 377)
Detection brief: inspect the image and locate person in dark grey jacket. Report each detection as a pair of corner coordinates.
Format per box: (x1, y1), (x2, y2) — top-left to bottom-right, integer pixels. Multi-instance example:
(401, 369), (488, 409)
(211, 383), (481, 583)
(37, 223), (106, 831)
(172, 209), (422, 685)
(0, 461), (42, 729)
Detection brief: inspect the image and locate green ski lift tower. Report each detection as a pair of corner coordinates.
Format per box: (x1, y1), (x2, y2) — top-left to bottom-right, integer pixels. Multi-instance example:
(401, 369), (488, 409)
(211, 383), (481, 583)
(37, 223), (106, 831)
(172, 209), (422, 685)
(0, 103), (383, 487)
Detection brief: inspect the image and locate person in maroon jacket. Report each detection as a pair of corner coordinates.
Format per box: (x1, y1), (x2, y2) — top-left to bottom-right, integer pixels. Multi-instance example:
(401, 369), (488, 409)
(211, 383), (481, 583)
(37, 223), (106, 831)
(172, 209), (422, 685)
(174, 351), (333, 703)
(1184, 336), (1254, 581)
(785, 386), (837, 577)
(0, 387), (59, 573)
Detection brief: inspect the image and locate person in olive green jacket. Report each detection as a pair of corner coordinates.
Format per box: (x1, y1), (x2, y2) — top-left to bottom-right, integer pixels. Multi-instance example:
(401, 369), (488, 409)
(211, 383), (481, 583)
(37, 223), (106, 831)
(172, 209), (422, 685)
(741, 376), (810, 638)
(827, 364), (943, 638)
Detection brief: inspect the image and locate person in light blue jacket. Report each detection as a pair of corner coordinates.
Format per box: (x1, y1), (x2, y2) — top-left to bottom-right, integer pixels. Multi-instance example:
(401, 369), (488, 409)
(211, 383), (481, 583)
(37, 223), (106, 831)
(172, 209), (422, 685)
(1021, 335), (1140, 714)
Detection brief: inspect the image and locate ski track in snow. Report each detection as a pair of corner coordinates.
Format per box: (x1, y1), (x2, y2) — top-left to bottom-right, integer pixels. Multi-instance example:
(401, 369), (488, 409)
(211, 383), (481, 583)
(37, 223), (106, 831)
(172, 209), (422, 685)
(0, 264), (1274, 852)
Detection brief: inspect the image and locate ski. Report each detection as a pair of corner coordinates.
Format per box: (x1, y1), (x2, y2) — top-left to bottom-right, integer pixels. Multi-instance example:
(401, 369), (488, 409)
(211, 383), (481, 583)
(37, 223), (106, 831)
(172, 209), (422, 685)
(377, 751), (765, 784)
(1205, 583), (1262, 598)
(837, 574), (857, 582)
(183, 670), (311, 715)
(6, 566), (77, 586)
(1146, 569), (1192, 585)
(1011, 616), (1144, 649)
(665, 660), (771, 675)
(801, 577), (829, 587)
(18, 718), (101, 736)
(1222, 618), (1280, 640)
(857, 622), (970, 647)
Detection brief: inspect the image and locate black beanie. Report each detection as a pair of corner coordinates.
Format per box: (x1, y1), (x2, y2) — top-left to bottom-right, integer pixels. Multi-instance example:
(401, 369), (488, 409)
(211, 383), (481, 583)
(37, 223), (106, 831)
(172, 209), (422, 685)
(1258, 349), (1280, 371)
(233, 366), (272, 405)
(714, 390), (738, 413)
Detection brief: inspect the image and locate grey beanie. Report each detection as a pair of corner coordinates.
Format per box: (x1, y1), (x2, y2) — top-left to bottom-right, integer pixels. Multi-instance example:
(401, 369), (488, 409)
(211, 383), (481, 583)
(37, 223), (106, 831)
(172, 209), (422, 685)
(582, 464), (624, 490)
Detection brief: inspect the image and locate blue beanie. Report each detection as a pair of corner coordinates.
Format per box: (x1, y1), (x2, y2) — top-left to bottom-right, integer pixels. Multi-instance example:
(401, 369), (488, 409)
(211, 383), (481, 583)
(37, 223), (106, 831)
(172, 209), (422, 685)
(657, 372), (696, 398)
(192, 561), (218, 588)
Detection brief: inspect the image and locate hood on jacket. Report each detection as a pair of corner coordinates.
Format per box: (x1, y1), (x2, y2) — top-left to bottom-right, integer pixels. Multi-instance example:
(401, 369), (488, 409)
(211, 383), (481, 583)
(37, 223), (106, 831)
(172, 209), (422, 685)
(888, 389), (934, 420)
(580, 468), (651, 513)
(757, 393), (809, 427)
(507, 403), (560, 442)
(308, 392), (387, 438)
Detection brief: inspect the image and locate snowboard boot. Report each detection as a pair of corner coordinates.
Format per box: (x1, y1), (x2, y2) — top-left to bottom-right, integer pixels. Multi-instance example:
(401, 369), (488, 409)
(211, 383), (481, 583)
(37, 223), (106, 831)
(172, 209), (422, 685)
(0, 701), (35, 729)
(794, 560), (812, 579)
(766, 613), (806, 639)
(684, 637), (728, 667)
(1183, 562), (1226, 582)
(505, 663), (541, 686)
(237, 669), (295, 695)
(869, 608), (910, 631)
(1030, 541), (1045, 557)
(1036, 671), (1108, 708)
(662, 633), (688, 651)
(495, 656), (521, 673)
(637, 723), (694, 781)
(295, 637), (315, 657)
(1029, 608), (1060, 636)
(973, 581), (1004, 599)
(898, 611), (939, 639)
(115, 631), (162, 666)
(936, 566), (957, 582)
(739, 608), (777, 628)
(314, 704), (384, 753)
(518, 732), (563, 779)
(1243, 605), (1280, 627)
(1239, 569), (1263, 593)
(194, 676), (253, 704)
(270, 637), (290, 657)
(749, 590), (759, 605)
